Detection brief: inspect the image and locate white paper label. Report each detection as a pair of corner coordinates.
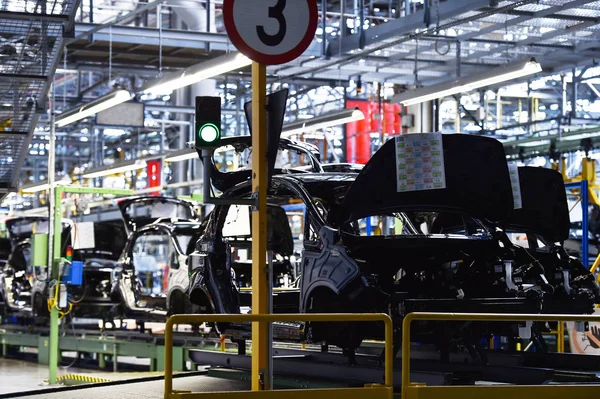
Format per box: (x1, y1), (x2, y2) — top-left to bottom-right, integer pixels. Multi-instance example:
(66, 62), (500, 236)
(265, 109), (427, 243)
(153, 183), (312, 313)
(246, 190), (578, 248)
(508, 163), (523, 209)
(71, 222), (96, 250)
(395, 133), (446, 192)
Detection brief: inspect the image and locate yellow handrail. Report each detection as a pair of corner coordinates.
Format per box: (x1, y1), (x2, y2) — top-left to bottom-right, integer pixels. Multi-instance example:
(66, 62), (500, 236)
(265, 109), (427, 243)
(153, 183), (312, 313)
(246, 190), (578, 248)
(165, 313), (393, 399)
(402, 312), (600, 399)
(590, 253), (600, 275)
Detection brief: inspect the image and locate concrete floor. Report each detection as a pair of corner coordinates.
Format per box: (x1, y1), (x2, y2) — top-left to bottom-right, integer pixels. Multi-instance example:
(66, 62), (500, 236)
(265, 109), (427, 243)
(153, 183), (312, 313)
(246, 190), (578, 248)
(0, 358), (188, 396)
(0, 358), (247, 399)
(0, 358), (96, 395)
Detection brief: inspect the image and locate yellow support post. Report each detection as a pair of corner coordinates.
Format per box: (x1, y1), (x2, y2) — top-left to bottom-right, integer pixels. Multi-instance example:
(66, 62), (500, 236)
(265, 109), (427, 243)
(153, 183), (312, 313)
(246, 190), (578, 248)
(557, 322), (565, 353)
(251, 61), (269, 391)
(220, 335), (226, 352)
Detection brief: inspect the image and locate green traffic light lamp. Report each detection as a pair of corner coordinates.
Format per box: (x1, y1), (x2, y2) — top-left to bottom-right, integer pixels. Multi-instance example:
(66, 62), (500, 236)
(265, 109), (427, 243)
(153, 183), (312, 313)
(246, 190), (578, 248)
(199, 123), (220, 144)
(195, 96), (222, 149)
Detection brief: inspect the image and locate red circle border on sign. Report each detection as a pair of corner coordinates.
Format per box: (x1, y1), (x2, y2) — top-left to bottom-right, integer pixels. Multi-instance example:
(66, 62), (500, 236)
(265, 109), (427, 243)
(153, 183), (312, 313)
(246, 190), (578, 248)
(223, 0), (318, 66)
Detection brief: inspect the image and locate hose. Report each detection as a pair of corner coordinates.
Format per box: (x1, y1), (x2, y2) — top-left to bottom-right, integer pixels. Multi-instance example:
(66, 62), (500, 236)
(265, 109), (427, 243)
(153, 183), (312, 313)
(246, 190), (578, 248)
(47, 280), (72, 320)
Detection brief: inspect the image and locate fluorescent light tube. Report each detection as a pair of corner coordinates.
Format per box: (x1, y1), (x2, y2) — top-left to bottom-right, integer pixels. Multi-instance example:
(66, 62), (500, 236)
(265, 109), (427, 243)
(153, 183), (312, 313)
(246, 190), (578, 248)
(82, 160), (147, 179)
(164, 149), (197, 163)
(55, 89), (133, 127)
(394, 59), (542, 106)
(282, 108), (365, 137)
(142, 53), (252, 96)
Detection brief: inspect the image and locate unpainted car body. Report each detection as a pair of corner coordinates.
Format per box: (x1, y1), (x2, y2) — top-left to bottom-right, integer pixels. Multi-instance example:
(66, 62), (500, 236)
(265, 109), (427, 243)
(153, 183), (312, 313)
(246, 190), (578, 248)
(110, 196), (205, 321)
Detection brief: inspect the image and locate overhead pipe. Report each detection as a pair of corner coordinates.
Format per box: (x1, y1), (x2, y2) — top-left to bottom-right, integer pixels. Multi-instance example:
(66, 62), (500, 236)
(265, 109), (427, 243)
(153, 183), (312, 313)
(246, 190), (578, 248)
(321, 0), (327, 57)
(572, 68), (578, 119)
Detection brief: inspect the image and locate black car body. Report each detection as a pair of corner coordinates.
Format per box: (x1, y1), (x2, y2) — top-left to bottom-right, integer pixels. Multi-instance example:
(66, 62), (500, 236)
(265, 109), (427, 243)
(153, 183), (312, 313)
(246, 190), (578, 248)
(0, 216), (48, 318)
(110, 196), (205, 321)
(0, 216), (128, 320)
(187, 134), (578, 349)
(499, 167), (600, 315)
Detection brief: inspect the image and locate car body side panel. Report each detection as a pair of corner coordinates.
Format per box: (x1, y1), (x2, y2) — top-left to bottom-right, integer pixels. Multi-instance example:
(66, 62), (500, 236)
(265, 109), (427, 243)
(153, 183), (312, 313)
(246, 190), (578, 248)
(188, 252), (240, 314)
(505, 167), (570, 243)
(299, 227), (362, 312)
(165, 253), (191, 312)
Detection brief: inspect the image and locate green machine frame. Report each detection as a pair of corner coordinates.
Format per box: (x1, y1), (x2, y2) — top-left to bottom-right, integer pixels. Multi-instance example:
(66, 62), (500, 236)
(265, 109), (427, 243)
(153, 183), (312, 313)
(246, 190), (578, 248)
(48, 186), (134, 383)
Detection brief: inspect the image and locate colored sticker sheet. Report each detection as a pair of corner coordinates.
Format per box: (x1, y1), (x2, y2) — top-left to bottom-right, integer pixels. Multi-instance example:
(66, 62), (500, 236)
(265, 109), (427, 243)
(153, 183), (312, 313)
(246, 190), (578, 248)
(395, 133), (446, 193)
(508, 163), (523, 209)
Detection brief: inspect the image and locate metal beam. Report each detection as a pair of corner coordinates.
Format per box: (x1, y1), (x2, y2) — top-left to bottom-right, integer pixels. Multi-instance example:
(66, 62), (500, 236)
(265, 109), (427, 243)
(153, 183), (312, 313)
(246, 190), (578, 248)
(72, 23), (231, 51)
(379, 0), (597, 79)
(0, 131), (30, 136)
(276, 0), (537, 81)
(458, 20), (600, 65)
(66, 0), (167, 45)
(0, 73), (49, 82)
(0, 11), (70, 23)
(326, 0), (492, 56)
(145, 105), (237, 116)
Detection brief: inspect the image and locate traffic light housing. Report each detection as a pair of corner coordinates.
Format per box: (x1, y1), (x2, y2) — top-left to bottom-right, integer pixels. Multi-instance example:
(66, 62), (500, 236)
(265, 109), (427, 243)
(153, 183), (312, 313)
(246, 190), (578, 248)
(195, 96), (221, 149)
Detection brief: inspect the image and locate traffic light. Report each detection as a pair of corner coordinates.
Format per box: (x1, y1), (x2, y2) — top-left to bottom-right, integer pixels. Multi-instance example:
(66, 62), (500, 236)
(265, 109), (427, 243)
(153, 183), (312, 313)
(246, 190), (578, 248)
(195, 96), (221, 149)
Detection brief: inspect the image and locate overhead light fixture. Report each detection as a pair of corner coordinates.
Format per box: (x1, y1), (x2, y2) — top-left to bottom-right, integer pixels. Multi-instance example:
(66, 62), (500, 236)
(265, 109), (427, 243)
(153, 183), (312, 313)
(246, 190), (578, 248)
(141, 52), (252, 96)
(55, 89), (133, 127)
(164, 148), (197, 163)
(22, 178), (72, 193)
(281, 108), (365, 137)
(82, 159), (147, 179)
(393, 58), (542, 106)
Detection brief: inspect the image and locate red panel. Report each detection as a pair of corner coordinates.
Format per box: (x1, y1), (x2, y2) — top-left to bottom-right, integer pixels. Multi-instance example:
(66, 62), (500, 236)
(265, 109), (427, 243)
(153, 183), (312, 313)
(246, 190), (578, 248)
(147, 160), (162, 196)
(369, 102), (379, 133)
(383, 103), (394, 135)
(393, 104), (402, 135)
(345, 101), (404, 161)
(346, 100), (372, 164)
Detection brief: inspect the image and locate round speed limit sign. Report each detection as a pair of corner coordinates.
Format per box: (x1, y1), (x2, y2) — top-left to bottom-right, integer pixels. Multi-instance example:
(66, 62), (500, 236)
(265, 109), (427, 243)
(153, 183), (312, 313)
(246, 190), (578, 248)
(223, 0), (318, 65)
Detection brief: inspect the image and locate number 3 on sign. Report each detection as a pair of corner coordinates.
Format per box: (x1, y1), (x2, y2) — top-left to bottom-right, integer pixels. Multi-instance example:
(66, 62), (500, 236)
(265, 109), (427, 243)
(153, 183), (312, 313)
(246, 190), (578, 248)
(223, 0), (318, 66)
(257, 0), (286, 47)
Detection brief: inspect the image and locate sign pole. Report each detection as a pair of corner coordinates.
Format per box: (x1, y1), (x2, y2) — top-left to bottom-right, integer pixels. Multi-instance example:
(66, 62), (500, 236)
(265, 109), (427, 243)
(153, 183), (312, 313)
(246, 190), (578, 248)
(222, 0), (318, 391)
(251, 61), (269, 391)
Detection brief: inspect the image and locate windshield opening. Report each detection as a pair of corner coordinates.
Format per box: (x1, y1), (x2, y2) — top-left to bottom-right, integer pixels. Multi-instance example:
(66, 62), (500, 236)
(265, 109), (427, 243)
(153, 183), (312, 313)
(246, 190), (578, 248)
(123, 200), (194, 225)
(213, 145), (314, 173)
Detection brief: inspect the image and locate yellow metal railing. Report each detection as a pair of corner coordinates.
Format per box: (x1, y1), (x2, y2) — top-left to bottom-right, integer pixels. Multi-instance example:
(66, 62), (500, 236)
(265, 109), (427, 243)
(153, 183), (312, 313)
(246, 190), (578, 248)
(591, 253), (600, 275)
(164, 313), (394, 399)
(402, 312), (600, 399)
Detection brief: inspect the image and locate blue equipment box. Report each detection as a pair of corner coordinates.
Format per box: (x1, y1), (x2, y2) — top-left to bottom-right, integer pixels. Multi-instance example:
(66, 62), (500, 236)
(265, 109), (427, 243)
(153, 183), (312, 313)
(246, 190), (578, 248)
(62, 261), (83, 286)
